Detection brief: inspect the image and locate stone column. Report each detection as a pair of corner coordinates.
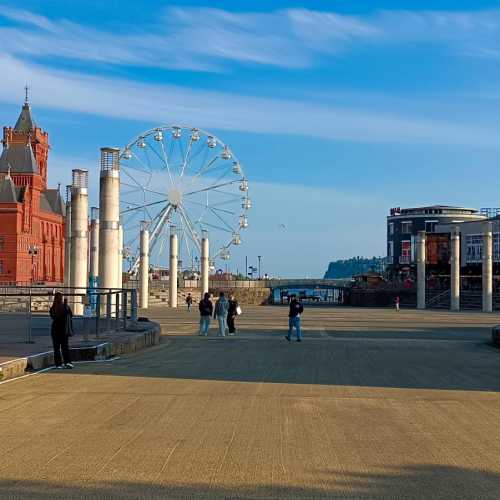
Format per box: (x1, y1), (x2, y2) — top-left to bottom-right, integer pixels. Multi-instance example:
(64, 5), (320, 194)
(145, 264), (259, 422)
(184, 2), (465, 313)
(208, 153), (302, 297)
(139, 223), (149, 309)
(169, 226), (178, 308)
(89, 207), (99, 285)
(416, 230), (426, 310)
(483, 221), (493, 313)
(63, 185), (72, 288)
(450, 226), (460, 312)
(69, 170), (89, 315)
(201, 230), (209, 295)
(98, 147), (120, 311)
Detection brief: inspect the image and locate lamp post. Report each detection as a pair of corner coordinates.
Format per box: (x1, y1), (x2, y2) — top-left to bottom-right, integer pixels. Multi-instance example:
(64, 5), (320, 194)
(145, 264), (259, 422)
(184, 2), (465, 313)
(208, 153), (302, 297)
(28, 244), (39, 283)
(258, 255), (262, 280)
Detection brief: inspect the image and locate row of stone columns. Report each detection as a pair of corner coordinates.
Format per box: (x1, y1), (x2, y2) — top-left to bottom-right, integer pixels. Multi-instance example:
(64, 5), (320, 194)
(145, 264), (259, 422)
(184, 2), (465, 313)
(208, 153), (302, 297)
(416, 222), (494, 313)
(63, 146), (212, 313)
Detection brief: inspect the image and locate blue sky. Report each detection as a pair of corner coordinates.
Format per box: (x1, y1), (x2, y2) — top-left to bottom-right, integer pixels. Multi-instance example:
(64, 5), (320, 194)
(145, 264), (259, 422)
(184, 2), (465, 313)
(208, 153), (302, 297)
(1, 1), (500, 276)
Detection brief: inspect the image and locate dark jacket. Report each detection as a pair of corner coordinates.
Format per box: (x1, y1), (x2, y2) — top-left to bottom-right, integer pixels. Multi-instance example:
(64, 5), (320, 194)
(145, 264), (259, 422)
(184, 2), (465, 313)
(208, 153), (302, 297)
(199, 298), (213, 317)
(228, 299), (238, 317)
(288, 300), (303, 318)
(50, 303), (73, 336)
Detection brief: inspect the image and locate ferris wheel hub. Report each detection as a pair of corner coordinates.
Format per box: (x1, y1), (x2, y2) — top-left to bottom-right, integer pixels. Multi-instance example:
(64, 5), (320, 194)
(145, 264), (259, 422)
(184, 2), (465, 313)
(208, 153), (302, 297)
(168, 189), (183, 207)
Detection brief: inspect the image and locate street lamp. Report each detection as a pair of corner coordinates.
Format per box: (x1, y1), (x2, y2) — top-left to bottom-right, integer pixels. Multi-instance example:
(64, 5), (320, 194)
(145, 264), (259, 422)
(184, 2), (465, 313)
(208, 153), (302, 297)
(28, 244), (39, 283)
(258, 255), (262, 280)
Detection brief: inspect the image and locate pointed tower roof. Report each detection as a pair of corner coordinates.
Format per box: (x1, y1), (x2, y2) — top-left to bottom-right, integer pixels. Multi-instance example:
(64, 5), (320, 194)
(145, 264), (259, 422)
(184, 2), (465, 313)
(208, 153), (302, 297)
(0, 176), (18, 203)
(14, 87), (36, 133)
(0, 142), (39, 174)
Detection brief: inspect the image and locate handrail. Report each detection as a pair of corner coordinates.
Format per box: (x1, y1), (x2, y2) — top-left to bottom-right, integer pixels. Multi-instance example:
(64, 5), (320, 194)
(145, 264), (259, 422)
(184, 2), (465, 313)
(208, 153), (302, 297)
(426, 289), (450, 307)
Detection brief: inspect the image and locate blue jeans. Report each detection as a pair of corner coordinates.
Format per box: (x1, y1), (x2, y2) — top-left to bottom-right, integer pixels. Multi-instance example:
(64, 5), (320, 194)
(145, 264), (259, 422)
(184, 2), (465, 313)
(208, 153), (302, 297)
(288, 316), (302, 340)
(199, 316), (211, 336)
(217, 316), (227, 337)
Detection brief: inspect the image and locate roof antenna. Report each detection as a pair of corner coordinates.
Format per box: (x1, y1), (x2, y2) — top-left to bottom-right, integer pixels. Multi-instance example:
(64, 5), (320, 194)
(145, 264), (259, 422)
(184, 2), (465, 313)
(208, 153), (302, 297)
(24, 84), (29, 105)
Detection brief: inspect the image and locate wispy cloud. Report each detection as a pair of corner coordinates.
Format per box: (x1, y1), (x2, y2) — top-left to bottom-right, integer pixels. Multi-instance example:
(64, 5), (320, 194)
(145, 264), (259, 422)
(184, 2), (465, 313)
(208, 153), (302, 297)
(2, 5), (500, 73)
(0, 53), (498, 147)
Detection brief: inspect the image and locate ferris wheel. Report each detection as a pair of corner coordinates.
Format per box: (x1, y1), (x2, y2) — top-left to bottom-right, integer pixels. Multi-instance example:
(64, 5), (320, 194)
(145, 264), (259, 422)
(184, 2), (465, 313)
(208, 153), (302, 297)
(119, 125), (251, 275)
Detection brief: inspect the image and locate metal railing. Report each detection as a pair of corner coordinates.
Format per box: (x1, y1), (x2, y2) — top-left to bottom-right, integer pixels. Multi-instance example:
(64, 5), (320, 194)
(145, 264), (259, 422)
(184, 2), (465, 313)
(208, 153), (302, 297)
(0, 286), (137, 344)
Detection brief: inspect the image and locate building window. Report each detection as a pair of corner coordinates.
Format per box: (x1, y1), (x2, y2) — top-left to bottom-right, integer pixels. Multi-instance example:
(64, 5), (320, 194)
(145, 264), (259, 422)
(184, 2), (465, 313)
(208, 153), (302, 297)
(0, 261), (3, 274)
(400, 240), (411, 264)
(0, 236), (4, 252)
(425, 220), (438, 233)
(466, 234), (483, 263)
(388, 223), (394, 235)
(494, 233), (500, 262)
(401, 221), (412, 234)
(388, 241), (393, 257)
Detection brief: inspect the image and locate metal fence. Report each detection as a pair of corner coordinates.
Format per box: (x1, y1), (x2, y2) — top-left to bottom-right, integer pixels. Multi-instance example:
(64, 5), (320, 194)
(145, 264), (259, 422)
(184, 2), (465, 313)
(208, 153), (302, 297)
(0, 286), (138, 344)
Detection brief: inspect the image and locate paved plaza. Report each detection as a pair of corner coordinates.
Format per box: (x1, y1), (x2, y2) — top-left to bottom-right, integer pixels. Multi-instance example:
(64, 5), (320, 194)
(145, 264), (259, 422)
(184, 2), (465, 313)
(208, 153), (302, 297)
(2, 306), (500, 499)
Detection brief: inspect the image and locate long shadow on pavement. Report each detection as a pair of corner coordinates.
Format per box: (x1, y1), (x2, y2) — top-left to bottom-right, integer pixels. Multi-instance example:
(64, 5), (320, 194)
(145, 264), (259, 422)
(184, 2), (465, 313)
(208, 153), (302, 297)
(1, 465), (499, 499)
(54, 323), (500, 393)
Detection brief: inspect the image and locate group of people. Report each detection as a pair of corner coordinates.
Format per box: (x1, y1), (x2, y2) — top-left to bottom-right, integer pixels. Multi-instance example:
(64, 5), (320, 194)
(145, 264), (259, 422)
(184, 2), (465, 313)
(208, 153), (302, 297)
(48, 289), (306, 370)
(189, 290), (305, 342)
(196, 291), (240, 337)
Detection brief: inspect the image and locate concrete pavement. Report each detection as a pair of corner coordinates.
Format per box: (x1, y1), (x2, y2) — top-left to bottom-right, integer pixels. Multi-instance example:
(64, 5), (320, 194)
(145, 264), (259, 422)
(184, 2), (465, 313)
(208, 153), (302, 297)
(1, 306), (500, 498)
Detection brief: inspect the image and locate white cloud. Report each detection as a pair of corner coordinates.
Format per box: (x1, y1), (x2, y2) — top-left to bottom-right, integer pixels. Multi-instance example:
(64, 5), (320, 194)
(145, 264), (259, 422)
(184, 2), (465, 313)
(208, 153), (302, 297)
(0, 53), (497, 147)
(2, 5), (500, 73)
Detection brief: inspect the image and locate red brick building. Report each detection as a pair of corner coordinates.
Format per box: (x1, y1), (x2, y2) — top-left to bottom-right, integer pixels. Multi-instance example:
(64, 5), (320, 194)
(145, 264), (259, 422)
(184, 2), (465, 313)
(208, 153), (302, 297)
(0, 97), (65, 284)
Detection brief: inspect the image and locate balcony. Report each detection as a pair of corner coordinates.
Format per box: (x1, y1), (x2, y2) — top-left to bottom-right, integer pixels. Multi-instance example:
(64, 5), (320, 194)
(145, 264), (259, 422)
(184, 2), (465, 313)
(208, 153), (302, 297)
(399, 255), (411, 264)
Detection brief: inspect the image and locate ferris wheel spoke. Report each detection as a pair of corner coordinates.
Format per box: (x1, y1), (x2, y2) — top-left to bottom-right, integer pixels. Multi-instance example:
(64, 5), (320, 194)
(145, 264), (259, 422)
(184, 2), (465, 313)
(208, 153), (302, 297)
(120, 199), (169, 215)
(178, 205), (202, 253)
(183, 198), (236, 216)
(159, 140), (175, 187)
(209, 207), (236, 232)
(180, 137), (193, 179)
(128, 149), (155, 174)
(182, 155), (219, 191)
(200, 221), (234, 234)
(184, 180), (238, 197)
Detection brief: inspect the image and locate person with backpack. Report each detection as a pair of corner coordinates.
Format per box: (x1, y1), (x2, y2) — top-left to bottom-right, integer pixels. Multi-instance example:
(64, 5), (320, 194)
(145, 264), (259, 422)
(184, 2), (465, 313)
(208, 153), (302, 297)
(227, 293), (239, 335)
(285, 294), (304, 342)
(185, 293), (193, 311)
(214, 291), (229, 337)
(198, 292), (213, 336)
(49, 292), (74, 369)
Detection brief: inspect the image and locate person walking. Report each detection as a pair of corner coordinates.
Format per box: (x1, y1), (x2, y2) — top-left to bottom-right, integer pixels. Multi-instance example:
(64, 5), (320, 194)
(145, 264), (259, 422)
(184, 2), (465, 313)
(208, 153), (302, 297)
(185, 293), (193, 311)
(394, 295), (400, 312)
(198, 292), (213, 336)
(214, 291), (229, 337)
(49, 292), (74, 369)
(285, 294), (304, 342)
(227, 293), (239, 335)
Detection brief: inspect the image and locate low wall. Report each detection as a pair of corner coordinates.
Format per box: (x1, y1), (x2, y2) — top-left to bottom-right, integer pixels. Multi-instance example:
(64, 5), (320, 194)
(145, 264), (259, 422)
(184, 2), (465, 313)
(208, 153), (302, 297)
(147, 286), (271, 306)
(349, 289), (416, 308)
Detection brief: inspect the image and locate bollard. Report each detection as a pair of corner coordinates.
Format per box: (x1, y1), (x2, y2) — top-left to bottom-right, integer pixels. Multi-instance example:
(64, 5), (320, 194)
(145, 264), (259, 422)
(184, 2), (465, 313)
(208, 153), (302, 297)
(26, 292), (34, 344)
(131, 289), (138, 322)
(95, 294), (101, 339)
(106, 292), (112, 332)
(115, 292), (120, 330)
(122, 290), (128, 330)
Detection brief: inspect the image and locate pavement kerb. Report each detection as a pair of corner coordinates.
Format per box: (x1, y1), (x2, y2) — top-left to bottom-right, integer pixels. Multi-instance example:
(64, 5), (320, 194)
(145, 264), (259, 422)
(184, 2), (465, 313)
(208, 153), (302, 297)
(0, 321), (162, 382)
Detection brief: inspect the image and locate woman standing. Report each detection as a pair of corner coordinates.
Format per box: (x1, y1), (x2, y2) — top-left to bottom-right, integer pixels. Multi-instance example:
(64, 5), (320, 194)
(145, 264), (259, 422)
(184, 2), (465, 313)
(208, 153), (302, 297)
(49, 292), (74, 369)
(227, 293), (239, 336)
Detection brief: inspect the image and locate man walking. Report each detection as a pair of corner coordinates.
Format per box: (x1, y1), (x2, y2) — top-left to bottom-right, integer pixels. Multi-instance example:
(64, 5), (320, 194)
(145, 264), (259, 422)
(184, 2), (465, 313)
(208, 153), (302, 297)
(214, 291), (229, 337)
(198, 292), (213, 336)
(186, 293), (193, 311)
(285, 294), (304, 342)
(227, 293), (239, 335)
